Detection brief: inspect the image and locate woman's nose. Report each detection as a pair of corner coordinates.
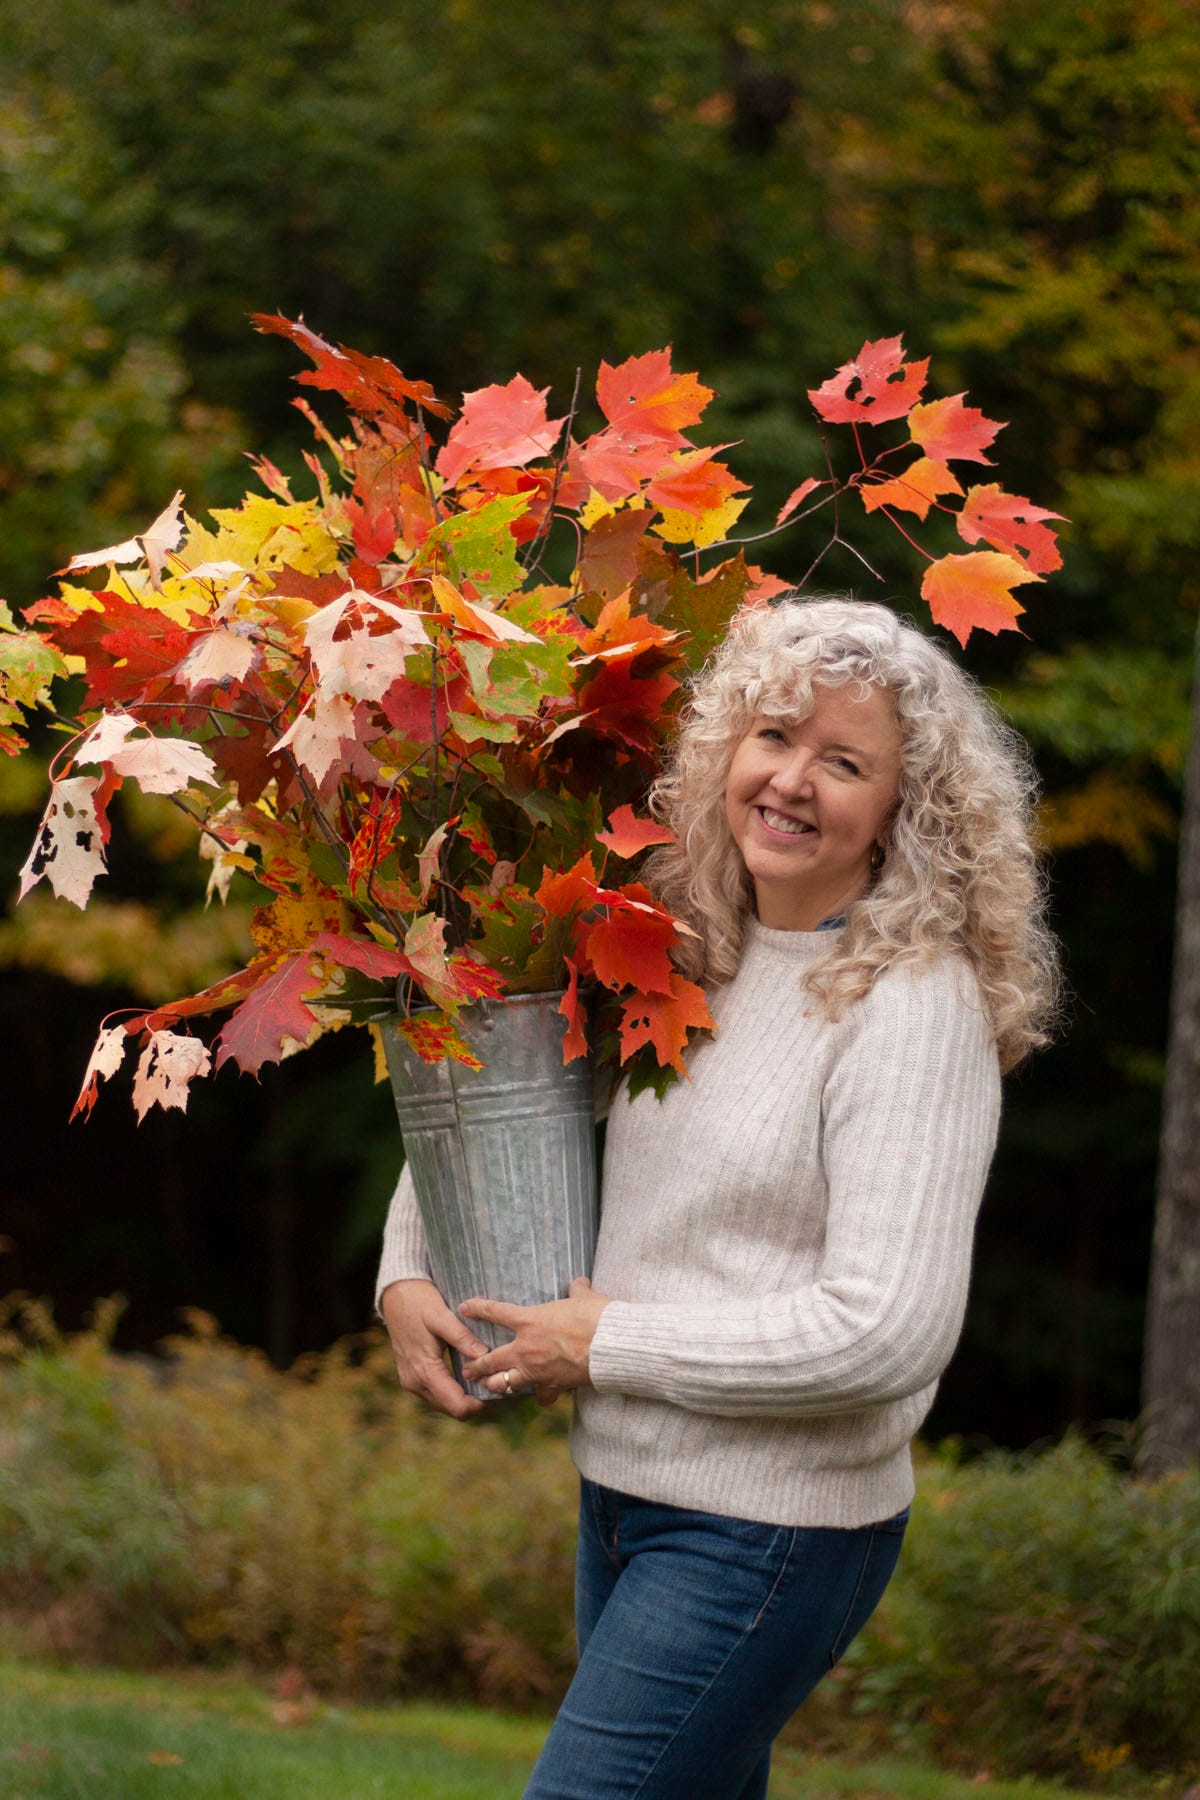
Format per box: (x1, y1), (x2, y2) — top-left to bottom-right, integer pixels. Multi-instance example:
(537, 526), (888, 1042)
(771, 753), (815, 799)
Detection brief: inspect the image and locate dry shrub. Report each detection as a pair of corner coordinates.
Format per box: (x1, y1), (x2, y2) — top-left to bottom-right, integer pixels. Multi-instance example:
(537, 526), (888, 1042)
(809, 1436), (1200, 1778)
(0, 1294), (577, 1703)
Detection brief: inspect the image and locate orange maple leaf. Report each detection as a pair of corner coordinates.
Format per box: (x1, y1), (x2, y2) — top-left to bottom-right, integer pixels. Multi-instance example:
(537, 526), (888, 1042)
(558, 958), (590, 1064)
(807, 336), (929, 426)
(744, 566), (793, 604)
(348, 790), (405, 893)
(596, 349), (714, 438)
(581, 593), (681, 661)
(618, 975), (716, 1075)
(860, 457), (963, 521)
(596, 804), (677, 859)
(957, 484), (1064, 574)
(908, 394), (1003, 465)
(921, 552), (1041, 648)
(535, 853), (598, 919)
(644, 447), (747, 519)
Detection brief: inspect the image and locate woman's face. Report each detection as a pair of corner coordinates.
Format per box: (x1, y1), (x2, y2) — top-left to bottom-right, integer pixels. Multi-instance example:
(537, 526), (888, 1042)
(724, 682), (903, 931)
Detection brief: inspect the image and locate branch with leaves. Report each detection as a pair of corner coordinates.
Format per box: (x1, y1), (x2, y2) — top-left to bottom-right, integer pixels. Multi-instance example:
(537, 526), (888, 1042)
(0, 320), (1061, 1119)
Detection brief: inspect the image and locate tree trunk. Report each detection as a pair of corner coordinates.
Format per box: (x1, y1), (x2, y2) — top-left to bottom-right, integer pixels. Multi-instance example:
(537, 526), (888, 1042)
(1140, 616), (1200, 1473)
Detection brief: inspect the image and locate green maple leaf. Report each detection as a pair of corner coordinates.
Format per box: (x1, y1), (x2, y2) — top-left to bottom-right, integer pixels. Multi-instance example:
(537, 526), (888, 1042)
(423, 494), (529, 598)
(0, 605), (69, 708)
(653, 550), (752, 671)
(447, 711), (519, 744)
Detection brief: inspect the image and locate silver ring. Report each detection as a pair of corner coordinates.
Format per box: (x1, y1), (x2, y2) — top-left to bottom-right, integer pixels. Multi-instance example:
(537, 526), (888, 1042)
(502, 1370), (514, 1396)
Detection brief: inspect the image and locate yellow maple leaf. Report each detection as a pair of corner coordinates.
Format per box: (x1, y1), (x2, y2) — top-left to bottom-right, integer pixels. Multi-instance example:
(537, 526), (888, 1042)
(580, 488), (617, 530)
(653, 493), (748, 548)
(250, 887), (347, 959)
(184, 497), (340, 581)
(367, 1019), (389, 1084)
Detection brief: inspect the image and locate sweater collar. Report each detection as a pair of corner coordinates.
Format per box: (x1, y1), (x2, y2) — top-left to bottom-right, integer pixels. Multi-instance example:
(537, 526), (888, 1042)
(744, 916), (840, 960)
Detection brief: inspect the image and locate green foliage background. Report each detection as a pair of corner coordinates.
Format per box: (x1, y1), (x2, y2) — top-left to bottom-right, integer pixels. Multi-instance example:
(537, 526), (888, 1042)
(1, 0), (1196, 1442)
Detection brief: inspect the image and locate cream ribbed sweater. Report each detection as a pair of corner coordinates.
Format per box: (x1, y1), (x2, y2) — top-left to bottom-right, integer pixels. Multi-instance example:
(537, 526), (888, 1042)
(375, 920), (1002, 1527)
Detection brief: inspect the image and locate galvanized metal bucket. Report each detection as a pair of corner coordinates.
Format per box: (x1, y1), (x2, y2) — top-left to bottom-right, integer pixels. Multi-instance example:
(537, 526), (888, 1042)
(378, 990), (598, 1400)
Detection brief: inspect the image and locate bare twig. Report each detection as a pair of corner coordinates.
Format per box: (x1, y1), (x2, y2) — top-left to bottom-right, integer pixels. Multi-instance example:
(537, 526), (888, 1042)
(520, 366), (582, 581)
(697, 488), (838, 557)
(414, 404), (444, 524)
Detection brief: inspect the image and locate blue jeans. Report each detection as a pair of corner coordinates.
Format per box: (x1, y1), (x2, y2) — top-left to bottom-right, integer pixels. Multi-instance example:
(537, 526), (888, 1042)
(524, 1479), (907, 1800)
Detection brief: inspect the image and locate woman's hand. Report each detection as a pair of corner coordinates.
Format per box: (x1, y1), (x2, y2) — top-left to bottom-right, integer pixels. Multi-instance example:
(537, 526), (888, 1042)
(460, 1276), (611, 1402)
(379, 1277), (490, 1420)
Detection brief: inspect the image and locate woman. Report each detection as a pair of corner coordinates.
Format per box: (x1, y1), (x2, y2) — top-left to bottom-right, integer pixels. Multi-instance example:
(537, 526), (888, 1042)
(377, 597), (1059, 1799)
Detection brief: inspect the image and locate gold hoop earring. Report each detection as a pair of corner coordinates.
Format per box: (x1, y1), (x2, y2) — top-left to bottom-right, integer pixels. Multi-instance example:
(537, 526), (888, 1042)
(870, 842), (886, 874)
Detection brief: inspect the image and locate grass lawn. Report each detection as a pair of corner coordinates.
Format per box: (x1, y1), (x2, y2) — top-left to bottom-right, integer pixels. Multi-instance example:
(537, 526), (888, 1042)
(0, 1660), (1120, 1800)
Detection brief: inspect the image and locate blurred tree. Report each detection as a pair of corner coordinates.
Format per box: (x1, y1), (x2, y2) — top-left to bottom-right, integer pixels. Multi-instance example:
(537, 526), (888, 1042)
(0, 0), (1194, 1442)
(832, 0), (1200, 1460)
(0, 91), (242, 596)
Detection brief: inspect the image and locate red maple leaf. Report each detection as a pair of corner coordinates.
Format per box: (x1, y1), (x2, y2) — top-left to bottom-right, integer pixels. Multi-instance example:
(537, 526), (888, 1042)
(618, 974), (716, 1075)
(251, 314), (451, 422)
(47, 591), (202, 710)
(378, 672), (468, 742)
(582, 906), (677, 996)
(921, 552), (1041, 648)
(395, 1012), (485, 1070)
(446, 954), (508, 1002)
(574, 660), (681, 756)
(457, 804), (497, 865)
(310, 932), (413, 981)
(342, 497), (398, 564)
(213, 952), (325, 1076)
(577, 428), (683, 501)
(595, 349), (713, 438)
(807, 337), (929, 426)
(436, 375), (566, 487)
(348, 789), (405, 892)
(209, 722), (292, 809)
(957, 484), (1064, 574)
(908, 394), (1003, 465)
(271, 565), (354, 606)
(596, 804), (677, 859)
(776, 477), (822, 526)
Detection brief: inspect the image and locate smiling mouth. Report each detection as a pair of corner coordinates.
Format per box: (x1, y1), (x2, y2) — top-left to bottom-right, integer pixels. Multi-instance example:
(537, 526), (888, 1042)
(757, 806), (816, 838)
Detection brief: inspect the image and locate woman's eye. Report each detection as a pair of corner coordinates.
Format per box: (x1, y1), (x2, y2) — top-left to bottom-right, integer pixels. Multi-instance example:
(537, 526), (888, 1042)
(833, 757), (860, 774)
(757, 727), (786, 744)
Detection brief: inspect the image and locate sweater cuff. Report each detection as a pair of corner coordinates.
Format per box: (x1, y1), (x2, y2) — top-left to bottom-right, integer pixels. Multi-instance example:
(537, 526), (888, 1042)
(588, 1299), (663, 1398)
(374, 1165), (432, 1315)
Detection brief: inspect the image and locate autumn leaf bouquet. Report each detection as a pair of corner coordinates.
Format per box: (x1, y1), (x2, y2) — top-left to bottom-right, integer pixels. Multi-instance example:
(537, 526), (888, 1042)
(1, 322), (1061, 1120)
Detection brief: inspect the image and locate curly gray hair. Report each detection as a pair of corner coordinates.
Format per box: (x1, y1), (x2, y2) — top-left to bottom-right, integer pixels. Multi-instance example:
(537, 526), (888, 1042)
(644, 597), (1060, 1071)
